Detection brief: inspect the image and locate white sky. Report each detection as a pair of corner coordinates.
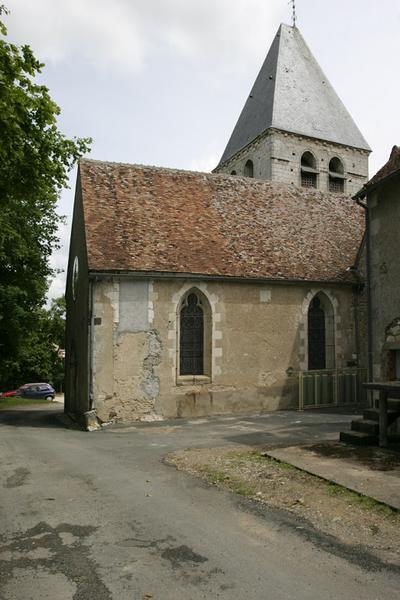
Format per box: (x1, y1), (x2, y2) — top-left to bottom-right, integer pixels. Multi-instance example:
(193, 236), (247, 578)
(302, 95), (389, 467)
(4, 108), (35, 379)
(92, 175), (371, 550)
(6, 0), (400, 299)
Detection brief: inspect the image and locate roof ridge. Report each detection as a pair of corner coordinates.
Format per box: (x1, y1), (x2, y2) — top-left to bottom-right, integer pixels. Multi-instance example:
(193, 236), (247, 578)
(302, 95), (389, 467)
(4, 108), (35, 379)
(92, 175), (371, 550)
(80, 158), (226, 180)
(269, 24), (284, 128)
(80, 158), (352, 200)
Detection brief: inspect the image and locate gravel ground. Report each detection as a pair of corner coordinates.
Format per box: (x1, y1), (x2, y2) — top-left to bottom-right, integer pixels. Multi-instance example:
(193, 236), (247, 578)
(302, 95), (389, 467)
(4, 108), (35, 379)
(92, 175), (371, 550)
(166, 445), (400, 568)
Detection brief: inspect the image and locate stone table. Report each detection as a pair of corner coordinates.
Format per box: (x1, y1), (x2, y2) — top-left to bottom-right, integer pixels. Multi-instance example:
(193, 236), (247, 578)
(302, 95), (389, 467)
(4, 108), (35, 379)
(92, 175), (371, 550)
(364, 381), (400, 447)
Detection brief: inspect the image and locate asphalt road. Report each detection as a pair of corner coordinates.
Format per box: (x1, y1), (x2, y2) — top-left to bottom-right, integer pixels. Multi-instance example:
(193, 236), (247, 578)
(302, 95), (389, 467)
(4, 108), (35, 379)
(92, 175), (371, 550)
(0, 406), (399, 599)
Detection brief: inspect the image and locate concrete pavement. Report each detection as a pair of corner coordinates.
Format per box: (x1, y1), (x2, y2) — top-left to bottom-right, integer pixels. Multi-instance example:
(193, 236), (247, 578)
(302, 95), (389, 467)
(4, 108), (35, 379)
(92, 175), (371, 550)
(0, 405), (399, 599)
(266, 442), (400, 510)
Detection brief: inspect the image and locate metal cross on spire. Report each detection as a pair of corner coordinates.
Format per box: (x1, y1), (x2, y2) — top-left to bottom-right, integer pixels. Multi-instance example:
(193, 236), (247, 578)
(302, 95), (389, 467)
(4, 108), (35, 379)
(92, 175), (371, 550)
(289, 0), (297, 28)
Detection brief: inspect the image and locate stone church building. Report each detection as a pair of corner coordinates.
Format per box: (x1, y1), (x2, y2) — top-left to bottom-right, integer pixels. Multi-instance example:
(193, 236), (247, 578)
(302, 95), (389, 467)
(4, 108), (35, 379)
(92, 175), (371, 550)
(65, 24), (370, 423)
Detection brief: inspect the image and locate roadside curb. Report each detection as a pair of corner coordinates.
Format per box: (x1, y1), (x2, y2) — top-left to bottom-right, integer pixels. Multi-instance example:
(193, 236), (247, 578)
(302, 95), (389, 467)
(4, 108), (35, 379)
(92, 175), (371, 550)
(263, 447), (400, 512)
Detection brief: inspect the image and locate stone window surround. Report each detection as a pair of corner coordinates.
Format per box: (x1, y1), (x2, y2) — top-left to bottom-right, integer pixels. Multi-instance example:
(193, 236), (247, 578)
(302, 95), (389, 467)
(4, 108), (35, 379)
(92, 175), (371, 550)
(171, 285), (219, 386)
(300, 149), (319, 189)
(299, 289), (341, 372)
(328, 154), (346, 193)
(307, 291), (336, 370)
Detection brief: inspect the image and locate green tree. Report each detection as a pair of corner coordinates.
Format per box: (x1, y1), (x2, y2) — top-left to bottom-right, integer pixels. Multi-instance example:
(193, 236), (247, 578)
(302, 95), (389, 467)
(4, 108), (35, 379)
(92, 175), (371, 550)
(15, 296), (66, 390)
(0, 7), (90, 387)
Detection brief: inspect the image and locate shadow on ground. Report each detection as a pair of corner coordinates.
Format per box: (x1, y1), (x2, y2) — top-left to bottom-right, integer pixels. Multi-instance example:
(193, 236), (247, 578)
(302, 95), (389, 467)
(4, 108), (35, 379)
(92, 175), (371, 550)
(222, 420), (358, 447)
(306, 441), (400, 471)
(0, 405), (67, 429)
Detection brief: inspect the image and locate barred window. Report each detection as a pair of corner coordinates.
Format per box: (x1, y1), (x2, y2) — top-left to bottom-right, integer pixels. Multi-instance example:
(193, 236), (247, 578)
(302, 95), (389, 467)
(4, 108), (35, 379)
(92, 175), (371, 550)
(329, 177), (344, 193)
(301, 171), (317, 188)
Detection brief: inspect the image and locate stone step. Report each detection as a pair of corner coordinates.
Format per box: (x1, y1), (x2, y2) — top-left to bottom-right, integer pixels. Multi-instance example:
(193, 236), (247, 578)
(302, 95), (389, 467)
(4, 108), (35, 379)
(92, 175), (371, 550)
(388, 399), (400, 411)
(351, 419), (379, 435)
(363, 408), (400, 423)
(339, 430), (378, 446)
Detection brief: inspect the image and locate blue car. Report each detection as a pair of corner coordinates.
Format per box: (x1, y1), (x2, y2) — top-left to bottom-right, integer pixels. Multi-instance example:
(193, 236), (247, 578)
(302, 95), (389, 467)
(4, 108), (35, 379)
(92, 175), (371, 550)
(17, 383), (55, 401)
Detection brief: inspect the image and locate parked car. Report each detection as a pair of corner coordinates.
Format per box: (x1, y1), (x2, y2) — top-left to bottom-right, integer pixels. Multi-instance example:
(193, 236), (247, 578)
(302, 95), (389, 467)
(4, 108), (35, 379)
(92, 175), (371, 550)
(17, 383), (55, 401)
(0, 389), (19, 397)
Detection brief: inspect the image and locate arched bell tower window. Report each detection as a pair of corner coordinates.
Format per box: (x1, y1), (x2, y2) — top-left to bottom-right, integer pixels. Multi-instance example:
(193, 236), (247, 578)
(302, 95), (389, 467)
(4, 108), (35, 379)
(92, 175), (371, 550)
(244, 160), (254, 178)
(179, 290), (212, 377)
(301, 152), (318, 188)
(307, 292), (335, 370)
(329, 157), (345, 193)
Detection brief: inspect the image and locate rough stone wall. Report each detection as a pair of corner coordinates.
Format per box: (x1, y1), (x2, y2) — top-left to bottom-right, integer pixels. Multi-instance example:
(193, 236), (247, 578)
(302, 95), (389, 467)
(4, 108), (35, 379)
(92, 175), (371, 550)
(92, 279), (162, 422)
(354, 243), (368, 373)
(368, 177), (400, 380)
(91, 277), (360, 421)
(215, 129), (369, 196)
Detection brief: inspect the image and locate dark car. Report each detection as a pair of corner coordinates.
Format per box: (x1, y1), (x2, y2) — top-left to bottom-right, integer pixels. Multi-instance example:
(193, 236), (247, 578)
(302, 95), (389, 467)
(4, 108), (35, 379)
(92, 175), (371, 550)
(17, 383), (55, 401)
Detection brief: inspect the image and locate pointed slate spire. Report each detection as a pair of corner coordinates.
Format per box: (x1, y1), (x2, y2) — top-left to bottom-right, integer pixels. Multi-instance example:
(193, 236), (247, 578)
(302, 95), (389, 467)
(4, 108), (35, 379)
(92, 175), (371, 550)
(218, 24), (370, 166)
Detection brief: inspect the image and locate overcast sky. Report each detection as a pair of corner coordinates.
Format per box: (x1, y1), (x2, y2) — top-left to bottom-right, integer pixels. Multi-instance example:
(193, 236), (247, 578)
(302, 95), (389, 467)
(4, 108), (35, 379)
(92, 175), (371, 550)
(5, 0), (400, 299)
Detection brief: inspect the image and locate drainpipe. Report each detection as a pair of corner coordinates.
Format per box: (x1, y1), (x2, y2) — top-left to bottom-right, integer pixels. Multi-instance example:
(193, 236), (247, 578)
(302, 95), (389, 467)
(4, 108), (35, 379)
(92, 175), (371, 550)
(88, 279), (94, 410)
(354, 192), (373, 383)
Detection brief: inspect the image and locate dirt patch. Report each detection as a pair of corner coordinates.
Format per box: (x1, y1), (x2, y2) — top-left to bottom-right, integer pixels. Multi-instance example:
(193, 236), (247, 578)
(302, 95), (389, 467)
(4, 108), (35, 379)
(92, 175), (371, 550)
(4, 468), (30, 488)
(161, 545), (208, 569)
(166, 445), (400, 567)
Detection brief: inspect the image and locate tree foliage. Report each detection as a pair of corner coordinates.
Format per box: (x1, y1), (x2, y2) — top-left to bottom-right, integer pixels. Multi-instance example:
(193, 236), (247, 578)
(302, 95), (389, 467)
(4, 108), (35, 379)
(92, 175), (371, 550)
(12, 296), (66, 390)
(0, 7), (90, 386)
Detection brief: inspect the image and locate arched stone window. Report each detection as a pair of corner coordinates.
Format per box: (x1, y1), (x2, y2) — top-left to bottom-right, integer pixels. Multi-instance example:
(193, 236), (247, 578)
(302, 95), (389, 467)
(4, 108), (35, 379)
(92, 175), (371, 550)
(307, 292), (335, 370)
(329, 157), (345, 193)
(179, 290), (211, 377)
(301, 151), (318, 188)
(231, 170), (237, 176)
(244, 160), (254, 178)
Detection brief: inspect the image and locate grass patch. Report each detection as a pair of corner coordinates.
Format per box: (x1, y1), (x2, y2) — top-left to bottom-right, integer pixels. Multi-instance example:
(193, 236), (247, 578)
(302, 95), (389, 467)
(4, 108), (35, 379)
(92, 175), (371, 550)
(0, 396), (53, 410)
(230, 483), (254, 497)
(200, 452), (399, 517)
(233, 452), (296, 471)
(272, 460), (295, 471)
(232, 451), (266, 463)
(200, 464), (254, 497)
(200, 466), (230, 484)
(325, 481), (397, 516)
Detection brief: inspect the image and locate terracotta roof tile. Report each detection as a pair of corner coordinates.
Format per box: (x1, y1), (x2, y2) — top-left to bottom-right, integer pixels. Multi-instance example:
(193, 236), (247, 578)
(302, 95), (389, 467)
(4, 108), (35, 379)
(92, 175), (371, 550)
(366, 146), (400, 190)
(79, 159), (364, 283)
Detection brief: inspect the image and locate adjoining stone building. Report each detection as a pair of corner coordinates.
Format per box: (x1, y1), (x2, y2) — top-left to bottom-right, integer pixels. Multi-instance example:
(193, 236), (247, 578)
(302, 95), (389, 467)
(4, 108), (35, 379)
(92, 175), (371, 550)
(339, 147), (400, 445)
(65, 23), (370, 423)
(357, 147), (400, 381)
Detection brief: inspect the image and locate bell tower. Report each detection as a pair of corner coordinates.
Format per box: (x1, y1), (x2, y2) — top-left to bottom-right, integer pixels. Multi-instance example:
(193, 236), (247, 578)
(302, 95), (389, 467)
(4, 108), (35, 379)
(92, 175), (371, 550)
(214, 24), (370, 196)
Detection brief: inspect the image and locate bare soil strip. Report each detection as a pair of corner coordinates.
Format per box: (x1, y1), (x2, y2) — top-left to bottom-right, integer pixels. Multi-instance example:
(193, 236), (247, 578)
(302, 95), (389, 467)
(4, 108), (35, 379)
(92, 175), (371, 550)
(166, 446), (400, 567)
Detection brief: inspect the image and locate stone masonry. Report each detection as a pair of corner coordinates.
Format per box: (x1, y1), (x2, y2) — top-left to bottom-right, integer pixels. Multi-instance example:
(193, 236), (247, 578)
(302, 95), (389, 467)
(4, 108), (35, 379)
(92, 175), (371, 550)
(215, 129), (369, 196)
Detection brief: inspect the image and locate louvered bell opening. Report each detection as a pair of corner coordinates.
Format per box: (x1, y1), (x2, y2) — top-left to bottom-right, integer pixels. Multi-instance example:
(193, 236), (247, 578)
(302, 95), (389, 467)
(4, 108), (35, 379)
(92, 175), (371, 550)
(301, 171), (317, 188)
(329, 176), (344, 193)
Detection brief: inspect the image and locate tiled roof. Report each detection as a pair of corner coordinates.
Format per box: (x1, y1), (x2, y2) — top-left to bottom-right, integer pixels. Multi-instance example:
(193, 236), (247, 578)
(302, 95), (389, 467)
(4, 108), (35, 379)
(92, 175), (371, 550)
(79, 159), (364, 283)
(218, 24), (370, 166)
(366, 146), (400, 190)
